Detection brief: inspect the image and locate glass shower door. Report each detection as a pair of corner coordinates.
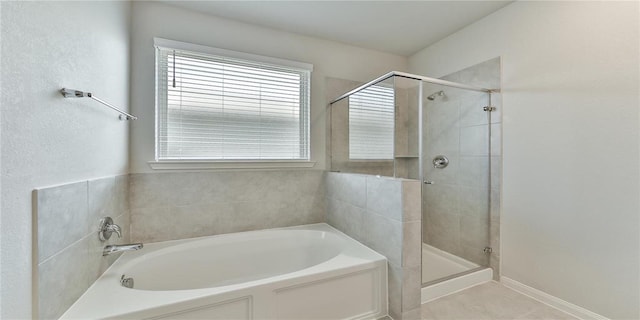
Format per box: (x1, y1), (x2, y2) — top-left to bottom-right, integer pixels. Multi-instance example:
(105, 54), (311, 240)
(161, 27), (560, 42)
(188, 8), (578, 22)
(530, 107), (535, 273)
(421, 82), (492, 285)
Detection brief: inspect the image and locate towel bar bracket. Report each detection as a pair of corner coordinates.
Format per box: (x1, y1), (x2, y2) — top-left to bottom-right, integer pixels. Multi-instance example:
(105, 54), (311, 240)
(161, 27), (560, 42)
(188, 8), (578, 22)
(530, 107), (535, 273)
(60, 88), (138, 121)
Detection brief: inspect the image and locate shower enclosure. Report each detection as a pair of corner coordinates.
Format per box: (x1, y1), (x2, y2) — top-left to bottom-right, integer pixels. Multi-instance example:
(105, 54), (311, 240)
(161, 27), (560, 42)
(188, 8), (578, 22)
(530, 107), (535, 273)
(329, 69), (498, 298)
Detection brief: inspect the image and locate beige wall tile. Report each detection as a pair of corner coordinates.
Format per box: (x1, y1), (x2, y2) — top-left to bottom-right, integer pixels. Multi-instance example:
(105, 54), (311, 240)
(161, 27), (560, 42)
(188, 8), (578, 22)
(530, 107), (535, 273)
(326, 172), (367, 208)
(388, 264), (402, 320)
(401, 308), (421, 320)
(38, 236), (91, 320)
(460, 125), (489, 156)
(362, 212), (402, 267)
(402, 180), (421, 222)
(366, 175), (402, 220)
(130, 170), (326, 242)
(402, 265), (422, 311)
(326, 198), (365, 242)
(402, 222), (421, 268)
(88, 177), (116, 224)
(36, 181), (88, 262)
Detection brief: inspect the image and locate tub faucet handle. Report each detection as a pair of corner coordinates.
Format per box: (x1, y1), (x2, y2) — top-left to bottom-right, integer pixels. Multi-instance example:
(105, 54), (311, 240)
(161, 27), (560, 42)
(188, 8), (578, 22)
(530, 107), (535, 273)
(106, 223), (122, 238)
(99, 217), (122, 241)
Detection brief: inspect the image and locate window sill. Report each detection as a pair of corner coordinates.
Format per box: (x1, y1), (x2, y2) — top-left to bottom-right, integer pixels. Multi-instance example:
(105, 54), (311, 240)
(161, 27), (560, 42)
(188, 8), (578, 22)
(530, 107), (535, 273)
(148, 160), (317, 171)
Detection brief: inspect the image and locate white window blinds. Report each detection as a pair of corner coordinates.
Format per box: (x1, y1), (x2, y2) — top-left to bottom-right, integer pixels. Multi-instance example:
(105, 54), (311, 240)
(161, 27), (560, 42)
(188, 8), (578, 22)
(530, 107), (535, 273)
(155, 42), (311, 161)
(348, 86), (395, 160)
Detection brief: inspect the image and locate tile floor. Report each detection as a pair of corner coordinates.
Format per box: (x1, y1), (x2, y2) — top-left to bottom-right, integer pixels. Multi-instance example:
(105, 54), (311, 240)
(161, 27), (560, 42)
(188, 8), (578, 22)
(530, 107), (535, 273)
(421, 281), (578, 319)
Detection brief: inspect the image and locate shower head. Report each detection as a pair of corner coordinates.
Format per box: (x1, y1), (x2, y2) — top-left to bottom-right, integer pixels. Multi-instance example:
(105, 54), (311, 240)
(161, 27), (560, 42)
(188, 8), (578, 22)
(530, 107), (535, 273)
(427, 90), (445, 101)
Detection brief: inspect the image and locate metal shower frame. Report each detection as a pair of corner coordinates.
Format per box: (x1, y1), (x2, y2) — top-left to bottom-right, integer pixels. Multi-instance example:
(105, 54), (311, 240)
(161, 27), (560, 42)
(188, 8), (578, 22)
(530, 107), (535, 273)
(329, 71), (497, 105)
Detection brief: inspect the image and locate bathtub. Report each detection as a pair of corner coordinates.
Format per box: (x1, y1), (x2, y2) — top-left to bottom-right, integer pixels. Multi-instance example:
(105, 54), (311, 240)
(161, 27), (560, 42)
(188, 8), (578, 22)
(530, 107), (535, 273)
(61, 223), (388, 319)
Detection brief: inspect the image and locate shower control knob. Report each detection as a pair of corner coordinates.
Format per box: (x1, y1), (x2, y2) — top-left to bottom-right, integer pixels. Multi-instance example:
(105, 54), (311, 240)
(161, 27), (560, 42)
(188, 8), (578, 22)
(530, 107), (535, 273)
(432, 155), (449, 169)
(424, 180), (434, 185)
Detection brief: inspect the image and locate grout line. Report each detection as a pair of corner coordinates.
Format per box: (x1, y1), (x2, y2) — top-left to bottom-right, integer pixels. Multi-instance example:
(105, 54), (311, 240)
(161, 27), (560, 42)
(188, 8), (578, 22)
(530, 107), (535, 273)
(39, 233), (89, 266)
(39, 212), (127, 266)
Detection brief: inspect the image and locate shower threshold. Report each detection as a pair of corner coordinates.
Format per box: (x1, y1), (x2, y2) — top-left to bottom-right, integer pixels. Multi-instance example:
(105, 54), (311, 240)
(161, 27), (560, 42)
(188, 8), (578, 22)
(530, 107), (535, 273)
(421, 244), (492, 303)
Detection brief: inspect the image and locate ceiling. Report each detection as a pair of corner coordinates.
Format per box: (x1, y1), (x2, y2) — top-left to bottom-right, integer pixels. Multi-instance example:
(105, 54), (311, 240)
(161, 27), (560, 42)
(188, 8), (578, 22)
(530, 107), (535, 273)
(160, 1), (512, 56)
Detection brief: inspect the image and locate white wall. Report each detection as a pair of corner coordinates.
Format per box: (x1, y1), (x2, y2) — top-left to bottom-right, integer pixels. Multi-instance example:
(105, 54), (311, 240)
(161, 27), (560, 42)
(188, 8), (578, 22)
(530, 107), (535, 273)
(409, 2), (639, 318)
(0, 2), (131, 318)
(129, 1), (408, 173)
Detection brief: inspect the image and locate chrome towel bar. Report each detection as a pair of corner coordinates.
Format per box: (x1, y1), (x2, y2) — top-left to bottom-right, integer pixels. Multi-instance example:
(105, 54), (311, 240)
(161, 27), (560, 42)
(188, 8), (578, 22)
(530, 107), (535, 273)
(60, 88), (138, 120)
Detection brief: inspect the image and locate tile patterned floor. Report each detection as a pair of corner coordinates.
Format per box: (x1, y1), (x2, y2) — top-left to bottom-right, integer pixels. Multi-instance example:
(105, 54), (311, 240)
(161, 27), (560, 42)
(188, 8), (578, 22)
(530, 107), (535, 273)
(421, 282), (578, 319)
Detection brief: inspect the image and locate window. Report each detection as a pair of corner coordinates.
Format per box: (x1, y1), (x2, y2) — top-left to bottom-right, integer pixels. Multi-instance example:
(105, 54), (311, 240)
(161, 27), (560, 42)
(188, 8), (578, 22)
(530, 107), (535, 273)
(155, 38), (312, 162)
(348, 85), (395, 160)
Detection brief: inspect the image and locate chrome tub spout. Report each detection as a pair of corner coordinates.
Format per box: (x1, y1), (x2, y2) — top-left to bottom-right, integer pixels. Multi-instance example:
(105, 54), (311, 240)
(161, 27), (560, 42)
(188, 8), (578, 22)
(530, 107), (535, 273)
(103, 243), (143, 256)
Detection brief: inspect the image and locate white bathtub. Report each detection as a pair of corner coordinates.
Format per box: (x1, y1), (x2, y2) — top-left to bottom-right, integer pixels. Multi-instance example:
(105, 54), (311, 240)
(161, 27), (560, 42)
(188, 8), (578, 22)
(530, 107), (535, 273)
(61, 223), (388, 319)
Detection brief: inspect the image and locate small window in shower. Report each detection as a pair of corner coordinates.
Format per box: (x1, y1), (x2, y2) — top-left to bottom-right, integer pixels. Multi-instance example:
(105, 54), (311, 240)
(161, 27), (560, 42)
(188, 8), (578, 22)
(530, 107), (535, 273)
(348, 86), (394, 160)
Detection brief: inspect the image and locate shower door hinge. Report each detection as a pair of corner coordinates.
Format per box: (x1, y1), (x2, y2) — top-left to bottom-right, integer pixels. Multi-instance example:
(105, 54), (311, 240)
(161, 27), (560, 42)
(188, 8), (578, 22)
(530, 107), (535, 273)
(483, 247), (493, 254)
(483, 106), (496, 112)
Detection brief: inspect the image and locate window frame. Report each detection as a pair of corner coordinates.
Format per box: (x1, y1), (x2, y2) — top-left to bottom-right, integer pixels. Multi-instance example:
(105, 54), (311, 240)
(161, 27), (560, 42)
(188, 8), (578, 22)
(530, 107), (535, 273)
(150, 38), (314, 170)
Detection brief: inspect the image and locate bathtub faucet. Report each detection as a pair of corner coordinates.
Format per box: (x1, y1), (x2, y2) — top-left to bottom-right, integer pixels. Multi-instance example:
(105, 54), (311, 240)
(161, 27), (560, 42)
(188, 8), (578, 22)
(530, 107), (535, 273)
(103, 243), (143, 256)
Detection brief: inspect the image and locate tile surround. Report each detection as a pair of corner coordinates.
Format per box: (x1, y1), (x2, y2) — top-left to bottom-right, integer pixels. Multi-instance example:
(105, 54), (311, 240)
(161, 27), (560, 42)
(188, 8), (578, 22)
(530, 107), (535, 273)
(35, 175), (130, 320)
(326, 172), (421, 320)
(129, 170), (326, 243)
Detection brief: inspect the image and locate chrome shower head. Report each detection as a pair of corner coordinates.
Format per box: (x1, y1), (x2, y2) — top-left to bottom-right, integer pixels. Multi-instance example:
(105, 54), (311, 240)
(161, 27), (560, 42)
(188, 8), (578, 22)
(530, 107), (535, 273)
(427, 90), (445, 101)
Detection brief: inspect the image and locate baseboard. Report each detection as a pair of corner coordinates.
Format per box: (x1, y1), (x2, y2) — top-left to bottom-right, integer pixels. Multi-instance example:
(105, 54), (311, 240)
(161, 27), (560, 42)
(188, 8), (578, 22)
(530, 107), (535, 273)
(500, 276), (609, 320)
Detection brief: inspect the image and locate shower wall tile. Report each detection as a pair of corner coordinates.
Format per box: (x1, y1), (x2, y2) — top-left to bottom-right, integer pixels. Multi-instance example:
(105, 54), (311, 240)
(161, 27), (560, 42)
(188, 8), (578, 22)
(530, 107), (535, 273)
(401, 308), (422, 320)
(402, 265), (422, 311)
(491, 156), (503, 188)
(403, 222), (422, 267)
(362, 212), (402, 266)
(460, 215), (489, 249)
(325, 172), (421, 320)
(388, 264), (403, 320)
(129, 170), (326, 243)
(422, 57), (501, 278)
(426, 101), (460, 157)
(326, 172), (367, 208)
(456, 58), (501, 89)
(35, 174), (130, 320)
(460, 125), (489, 156)
(424, 184), (459, 216)
(425, 211), (461, 256)
(459, 95), (491, 127)
(458, 156), (490, 188)
(326, 199), (365, 242)
(366, 175), (402, 221)
(462, 244), (489, 267)
(459, 186), (490, 218)
(402, 181), (422, 222)
(491, 123), (502, 156)
(490, 92), (503, 124)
